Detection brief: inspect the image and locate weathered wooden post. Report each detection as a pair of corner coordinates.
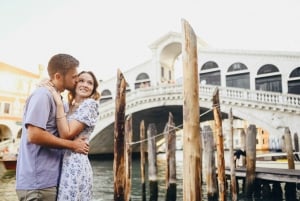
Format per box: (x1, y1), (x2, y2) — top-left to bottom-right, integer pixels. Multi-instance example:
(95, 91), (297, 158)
(125, 115), (132, 201)
(212, 88), (226, 201)
(284, 127), (297, 200)
(140, 120), (146, 201)
(147, 123), (158, 201)
(229, 108), (237, 201)
(202, 125), (218, 200)
(165, 112), (177, 201)
(284, 127), (295, 169)
(240, 128), (246, 193)
(294, 133), (299, 152)
(181, 18), (202, 201)
(245, 124), (257, 198)
(114, 69), (127, 201)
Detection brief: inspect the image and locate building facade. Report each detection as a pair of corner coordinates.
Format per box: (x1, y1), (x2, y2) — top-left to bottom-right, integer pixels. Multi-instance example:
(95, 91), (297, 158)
(0, 62), (43, 154)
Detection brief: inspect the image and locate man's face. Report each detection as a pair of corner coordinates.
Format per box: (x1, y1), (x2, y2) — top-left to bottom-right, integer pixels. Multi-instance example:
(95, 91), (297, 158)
(63, 67), (78, 91)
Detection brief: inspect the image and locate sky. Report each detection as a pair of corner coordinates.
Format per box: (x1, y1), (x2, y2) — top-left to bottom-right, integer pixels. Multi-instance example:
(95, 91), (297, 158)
(1, 0), (300, 81)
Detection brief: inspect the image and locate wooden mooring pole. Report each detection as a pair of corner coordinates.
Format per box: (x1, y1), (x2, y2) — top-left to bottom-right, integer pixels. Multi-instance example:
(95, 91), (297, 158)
(245, 124), (257, 198)
(212, 88), (226, 201)
(165, 112), (177, 201)
(229, 108), (237, 201)
(125, 115), (132, 201)
(113, 69), (127, 201)
(181, 18), (202, 201)
(284, 127), (295, 169)
(202, 125), (217, 200)
(147, 123), (158, 201)
(140, 120), (146, 201)
(284, 127), (297, 200)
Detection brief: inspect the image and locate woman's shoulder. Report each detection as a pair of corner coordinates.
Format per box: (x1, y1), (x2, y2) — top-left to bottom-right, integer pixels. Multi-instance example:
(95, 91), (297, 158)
(80, 98), (99, 110)
(82, 98), (98, 105)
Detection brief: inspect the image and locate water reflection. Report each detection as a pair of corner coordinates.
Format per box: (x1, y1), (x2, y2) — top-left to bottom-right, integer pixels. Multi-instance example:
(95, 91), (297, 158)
(90, 157), (183, 201)
(1, 152), (300, 201)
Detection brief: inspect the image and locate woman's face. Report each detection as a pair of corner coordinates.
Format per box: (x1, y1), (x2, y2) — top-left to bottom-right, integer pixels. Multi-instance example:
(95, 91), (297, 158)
(75, 73), (94, 98)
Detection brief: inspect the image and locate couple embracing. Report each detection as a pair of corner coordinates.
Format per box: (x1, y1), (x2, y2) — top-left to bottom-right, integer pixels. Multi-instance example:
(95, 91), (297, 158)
(16, 53), (100, 201)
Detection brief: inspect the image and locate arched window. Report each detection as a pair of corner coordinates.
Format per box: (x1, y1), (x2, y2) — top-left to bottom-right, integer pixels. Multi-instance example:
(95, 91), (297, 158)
(255, 64), (282, 92)
(199, 61), (220, 86)
(136, 73), (150, 80)
(290, 67), (300, 77)
(135, 73), (151, 89)
(228, 62), (248, 72)
(201, 61), (218, 70)
(101, 89), (112, 96)
(288, 67), (300, 94)
(100, 89), (113, 104)
(226, 62), (250, 89)
(257, 64), (279, 75)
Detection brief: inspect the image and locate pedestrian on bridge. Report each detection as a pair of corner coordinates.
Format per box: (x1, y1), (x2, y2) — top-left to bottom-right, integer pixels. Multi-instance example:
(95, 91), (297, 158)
(234, 149), (246, 167)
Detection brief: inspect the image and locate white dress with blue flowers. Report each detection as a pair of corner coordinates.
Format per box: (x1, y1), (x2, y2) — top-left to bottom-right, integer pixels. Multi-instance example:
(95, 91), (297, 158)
(57, 99), (99, 201)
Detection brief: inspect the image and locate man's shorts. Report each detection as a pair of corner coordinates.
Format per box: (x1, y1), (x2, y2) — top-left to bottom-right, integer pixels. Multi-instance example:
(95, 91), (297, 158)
(16, 186), (57, 201)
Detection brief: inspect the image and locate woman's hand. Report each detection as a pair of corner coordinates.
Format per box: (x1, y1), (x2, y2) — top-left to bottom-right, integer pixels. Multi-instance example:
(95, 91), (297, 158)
(38, 79), (62, 105)
(47, 85), (63, 105)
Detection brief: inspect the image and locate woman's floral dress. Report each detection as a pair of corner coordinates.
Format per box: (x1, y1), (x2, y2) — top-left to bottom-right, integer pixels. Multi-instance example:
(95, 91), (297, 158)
(57, 99), (99, 201)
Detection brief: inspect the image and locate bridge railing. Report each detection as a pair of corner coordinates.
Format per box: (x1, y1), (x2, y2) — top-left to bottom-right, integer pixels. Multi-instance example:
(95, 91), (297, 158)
(220, 86), (300, 108)
(99, 84), (300, 118)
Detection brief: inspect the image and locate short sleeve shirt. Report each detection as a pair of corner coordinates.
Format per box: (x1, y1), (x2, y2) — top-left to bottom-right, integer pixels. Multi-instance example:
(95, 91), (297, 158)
(68, 98), (99, 140)
(16, 87), (64, 190)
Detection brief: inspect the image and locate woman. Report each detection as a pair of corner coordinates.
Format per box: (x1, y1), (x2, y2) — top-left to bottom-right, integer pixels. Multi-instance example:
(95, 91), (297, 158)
(48, 71), (100, 201)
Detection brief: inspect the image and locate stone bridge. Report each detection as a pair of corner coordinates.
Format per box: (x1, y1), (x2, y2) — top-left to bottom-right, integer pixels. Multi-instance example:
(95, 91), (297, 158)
(89, 84), (300, 154)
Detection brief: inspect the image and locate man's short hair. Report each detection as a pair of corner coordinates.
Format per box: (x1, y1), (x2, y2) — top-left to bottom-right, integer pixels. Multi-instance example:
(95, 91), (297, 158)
(47, 53), (79, 78)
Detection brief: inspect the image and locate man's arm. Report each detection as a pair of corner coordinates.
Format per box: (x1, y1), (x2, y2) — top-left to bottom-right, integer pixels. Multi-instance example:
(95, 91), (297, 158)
(27, 124), (89, 154)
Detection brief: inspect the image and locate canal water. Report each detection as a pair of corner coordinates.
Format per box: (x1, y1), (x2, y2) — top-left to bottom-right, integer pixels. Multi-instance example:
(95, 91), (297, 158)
(0, 153), (299, 201)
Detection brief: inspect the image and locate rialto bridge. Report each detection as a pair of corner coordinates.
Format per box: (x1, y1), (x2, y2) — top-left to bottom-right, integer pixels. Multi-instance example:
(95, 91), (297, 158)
(89, 84), (300, 154)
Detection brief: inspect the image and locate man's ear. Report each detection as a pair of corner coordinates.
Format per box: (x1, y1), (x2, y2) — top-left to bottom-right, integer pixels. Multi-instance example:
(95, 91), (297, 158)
(54, 72), (62, 80)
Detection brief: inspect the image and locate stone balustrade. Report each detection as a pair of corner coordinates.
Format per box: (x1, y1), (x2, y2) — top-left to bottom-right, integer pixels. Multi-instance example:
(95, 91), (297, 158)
(98, 84), (300, 120)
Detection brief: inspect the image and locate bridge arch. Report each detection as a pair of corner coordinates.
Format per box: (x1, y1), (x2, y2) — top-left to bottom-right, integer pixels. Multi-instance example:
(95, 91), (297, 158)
(90, 84), (300, 154)
(0, 124), (12, 142)
(149, 31), (207, 84)
(159, 42), (182, 84)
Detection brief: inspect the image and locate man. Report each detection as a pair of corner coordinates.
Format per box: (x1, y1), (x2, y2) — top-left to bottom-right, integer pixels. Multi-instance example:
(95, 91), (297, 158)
(234, 149), (246, 167)
(16, 54), (90, 201)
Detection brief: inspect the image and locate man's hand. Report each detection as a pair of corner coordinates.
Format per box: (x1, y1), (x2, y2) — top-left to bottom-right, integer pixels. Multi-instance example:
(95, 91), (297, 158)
(72, 136), (90, 155)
